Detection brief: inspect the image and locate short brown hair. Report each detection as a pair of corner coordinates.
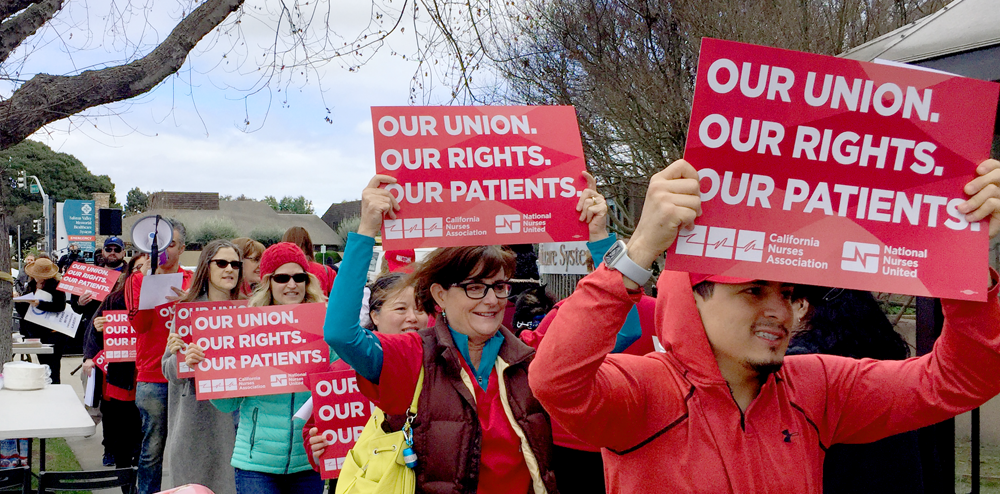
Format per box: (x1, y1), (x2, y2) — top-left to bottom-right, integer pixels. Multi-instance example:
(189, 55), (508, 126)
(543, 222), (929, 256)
(406, 246), (516, 314)
(282, 227), (314, 258)
(232, 237), (265, 261)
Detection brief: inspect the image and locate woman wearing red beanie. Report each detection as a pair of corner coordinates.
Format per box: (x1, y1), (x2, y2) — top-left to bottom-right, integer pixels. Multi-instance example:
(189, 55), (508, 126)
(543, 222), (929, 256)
(210, 242), (327, 494)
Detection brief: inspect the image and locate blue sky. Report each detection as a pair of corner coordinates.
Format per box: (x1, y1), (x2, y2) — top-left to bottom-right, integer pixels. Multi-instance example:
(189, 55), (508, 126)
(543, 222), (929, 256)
(5, 1), (460, 214)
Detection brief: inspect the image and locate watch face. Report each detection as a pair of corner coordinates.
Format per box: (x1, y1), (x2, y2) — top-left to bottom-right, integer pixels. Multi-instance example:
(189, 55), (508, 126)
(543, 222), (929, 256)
(605, 242), (624, 262)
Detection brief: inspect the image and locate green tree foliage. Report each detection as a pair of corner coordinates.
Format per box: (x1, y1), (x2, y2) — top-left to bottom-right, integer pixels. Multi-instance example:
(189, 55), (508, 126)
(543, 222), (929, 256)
(1, 140), (117, 256)
(335, 215), (361, 243)
(263, 195), (314, 214)
(193, 217), (240, 247)
(125, 187), (150, 216)
(248, 227), (285, 247)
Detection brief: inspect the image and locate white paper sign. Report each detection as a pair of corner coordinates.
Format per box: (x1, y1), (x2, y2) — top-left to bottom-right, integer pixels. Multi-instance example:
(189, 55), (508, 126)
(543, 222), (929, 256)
(537, 242), (592, 275)
(25, 305), (84, 338)
(138, 273), (184, 310)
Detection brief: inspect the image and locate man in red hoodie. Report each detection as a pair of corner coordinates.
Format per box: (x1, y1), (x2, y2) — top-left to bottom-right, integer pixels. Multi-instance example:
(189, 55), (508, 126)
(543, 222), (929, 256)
(126, 219), (193, 494)
(529, 159), (1000, 493)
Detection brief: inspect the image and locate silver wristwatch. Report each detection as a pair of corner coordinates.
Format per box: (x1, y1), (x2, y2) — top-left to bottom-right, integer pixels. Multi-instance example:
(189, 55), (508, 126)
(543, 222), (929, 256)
(603, 240), (653, 286)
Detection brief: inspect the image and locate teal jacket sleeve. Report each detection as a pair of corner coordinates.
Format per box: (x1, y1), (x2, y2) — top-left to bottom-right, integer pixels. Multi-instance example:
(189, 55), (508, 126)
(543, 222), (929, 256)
(323, 232), (384, 383)
(588, 234), (642, 353)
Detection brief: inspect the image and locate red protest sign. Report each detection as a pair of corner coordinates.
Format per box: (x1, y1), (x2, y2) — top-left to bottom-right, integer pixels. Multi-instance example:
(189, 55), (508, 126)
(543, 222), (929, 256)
(372, 106), (589, 249)
(666, 38), (999, 301)
(193, 303), (330, 400)
(174, 300), (249, 379)
(102, 310), (136, 363)
(93, 350), (109, 373)
(309, 369), (376, 479)
(57, 263), (121, 301)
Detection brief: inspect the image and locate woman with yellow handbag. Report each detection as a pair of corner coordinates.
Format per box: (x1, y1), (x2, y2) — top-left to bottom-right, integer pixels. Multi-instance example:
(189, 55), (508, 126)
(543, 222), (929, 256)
(318, 175), (560, 494)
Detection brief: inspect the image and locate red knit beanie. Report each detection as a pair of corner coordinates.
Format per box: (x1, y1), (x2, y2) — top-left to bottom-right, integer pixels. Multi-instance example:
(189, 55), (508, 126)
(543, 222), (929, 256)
(259, 242), (310, 277)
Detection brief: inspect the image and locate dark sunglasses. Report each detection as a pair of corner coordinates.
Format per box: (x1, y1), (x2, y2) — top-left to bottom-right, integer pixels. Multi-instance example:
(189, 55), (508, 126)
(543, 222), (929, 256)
(210, 259), (243, 270)
(272, 273), (309, 284)
(104, 246), (122, 253)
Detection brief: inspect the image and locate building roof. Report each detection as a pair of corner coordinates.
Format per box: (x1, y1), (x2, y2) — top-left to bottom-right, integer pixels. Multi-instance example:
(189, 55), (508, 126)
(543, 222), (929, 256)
(321, 200), (362, 231)
(841, 0), (1000, 78)
(122, 199), (342, 247)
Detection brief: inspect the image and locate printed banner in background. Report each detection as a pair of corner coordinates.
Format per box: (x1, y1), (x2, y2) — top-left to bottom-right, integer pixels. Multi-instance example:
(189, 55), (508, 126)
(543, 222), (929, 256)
(102, 310), (135, 362)
(174, 300), (249, 378)
(57, 262), (121, 301)
(372, 106), (589, 249)
(193, 303), (330, 400)
(537, 242), (592, 275)
(667, 38), (999, 301)
(309, 370), (376, 479)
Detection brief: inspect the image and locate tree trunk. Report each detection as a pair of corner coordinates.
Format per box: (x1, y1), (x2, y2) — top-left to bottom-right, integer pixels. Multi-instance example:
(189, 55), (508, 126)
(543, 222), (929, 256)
(0, 165), (13, 366)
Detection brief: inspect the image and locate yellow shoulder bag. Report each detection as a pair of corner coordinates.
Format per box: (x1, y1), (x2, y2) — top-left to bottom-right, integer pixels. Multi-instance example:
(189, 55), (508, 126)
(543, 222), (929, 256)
(335, 368), (424, 494)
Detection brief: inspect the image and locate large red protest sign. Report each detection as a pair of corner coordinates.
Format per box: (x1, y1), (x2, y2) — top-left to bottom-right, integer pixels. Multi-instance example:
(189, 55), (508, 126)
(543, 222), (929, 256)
(372, 106), (589, 249)
(173, 300), (249, 379)
(665, 38), (999, 301)
(57, 263), (121, 301)
(193, 303), (330, 400)
(309, 370), (376, 479)
(102, 310), (135, 363)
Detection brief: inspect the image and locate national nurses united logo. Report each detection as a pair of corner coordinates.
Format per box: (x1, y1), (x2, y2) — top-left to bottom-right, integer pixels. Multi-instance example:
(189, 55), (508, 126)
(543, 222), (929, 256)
(840, 241), (880, 273)
(495, 215), (521, 234)
(271, 374), (288, 387)
(674, 225), (764, 262)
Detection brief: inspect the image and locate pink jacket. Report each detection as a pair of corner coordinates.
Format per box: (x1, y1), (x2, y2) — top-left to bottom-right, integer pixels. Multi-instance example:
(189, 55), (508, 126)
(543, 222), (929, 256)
(529, 266), (1000, 493)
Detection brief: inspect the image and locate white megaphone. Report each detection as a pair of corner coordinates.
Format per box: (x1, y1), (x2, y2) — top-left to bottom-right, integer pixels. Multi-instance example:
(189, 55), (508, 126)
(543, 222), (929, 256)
(131, 215), (174, 273)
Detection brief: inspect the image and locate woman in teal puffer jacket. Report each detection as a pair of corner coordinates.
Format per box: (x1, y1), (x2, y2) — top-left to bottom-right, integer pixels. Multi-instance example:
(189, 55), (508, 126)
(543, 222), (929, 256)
(209, 243), (328, 494)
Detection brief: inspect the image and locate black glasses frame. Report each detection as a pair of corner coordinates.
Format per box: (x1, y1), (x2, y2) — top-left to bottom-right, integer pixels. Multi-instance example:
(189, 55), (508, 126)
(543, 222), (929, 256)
(104, 246), (122, 253)
(272, 273), (309, 284)
(451, 281), (513, 299)
(210, 259), (243, 270)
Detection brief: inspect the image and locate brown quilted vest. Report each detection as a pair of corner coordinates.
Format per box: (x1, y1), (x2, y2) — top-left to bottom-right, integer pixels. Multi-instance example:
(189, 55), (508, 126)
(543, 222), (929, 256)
(384, 318), (558, 494)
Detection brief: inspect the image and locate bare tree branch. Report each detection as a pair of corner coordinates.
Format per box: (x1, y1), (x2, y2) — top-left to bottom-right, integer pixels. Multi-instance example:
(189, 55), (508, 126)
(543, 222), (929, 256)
(0, 0), (37, 20)
(0, 0), (243, 149)
(0, 0), (63, 65)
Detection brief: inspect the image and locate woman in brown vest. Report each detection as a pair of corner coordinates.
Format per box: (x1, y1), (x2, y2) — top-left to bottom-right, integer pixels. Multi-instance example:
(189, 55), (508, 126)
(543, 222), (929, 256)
(322, 175), (558, 493)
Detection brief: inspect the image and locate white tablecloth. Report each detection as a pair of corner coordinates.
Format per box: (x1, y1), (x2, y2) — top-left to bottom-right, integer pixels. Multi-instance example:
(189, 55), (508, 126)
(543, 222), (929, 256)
(0, 384), (95, 439)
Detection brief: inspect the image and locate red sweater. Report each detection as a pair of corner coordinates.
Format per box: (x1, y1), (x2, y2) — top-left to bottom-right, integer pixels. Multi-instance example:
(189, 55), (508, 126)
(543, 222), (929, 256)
(126, 269), (193, 383)
(308, 262), (336, 296)
(529, 266), (1000, 493)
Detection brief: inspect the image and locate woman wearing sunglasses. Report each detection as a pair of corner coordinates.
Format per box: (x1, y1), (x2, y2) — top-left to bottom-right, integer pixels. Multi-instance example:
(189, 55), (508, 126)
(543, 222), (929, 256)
(323, 175), (558, 494)
(210, 242), (327, 494)
(162, 239), (244, 494)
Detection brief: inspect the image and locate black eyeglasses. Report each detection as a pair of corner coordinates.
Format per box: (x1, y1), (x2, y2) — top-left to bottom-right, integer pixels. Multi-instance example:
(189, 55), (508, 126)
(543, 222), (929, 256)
(272, 273), (309, 284)
(104, 246), (122, 253)
(451, 281), (512, 299)
(210, 259), (243, 270)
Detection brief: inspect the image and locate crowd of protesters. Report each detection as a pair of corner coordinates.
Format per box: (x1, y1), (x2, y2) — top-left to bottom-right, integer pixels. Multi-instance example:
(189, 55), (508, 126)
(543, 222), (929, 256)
(8, 157), (1000, 494)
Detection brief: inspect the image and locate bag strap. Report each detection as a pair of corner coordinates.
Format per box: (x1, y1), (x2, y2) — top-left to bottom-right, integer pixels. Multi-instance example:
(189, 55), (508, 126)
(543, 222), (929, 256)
(408, 367), (425, 415)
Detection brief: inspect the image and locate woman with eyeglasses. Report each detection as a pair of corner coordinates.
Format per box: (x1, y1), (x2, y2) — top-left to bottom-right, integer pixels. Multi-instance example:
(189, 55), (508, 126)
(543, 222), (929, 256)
(161, 239), (243, 494)
(210, 242), (327, 494)
(323, 175), (558, 494)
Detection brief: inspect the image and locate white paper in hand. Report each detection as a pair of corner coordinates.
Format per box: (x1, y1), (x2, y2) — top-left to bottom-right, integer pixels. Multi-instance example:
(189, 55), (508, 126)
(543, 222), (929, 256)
(138, 273), (184, 310)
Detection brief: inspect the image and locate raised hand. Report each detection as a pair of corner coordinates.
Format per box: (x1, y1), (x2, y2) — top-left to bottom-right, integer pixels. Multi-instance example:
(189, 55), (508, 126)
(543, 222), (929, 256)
(358, 175), (401, 238)
(625, 159), (702, 271)
(576, 171), (609, 242)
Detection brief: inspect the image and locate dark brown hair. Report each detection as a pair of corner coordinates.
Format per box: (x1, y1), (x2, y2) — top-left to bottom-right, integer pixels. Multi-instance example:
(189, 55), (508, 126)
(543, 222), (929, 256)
(282, 227), (314, 259)
(179, 240), (243, 303)
(406, 245), (516, 314)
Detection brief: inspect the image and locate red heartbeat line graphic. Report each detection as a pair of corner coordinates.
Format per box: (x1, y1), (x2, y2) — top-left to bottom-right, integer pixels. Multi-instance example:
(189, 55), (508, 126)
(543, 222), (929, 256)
(500, 218), (519, 230)
(740, 240), (759, 252)
(404, 223), (421, 233)
(425, 222), (442, 232)
(709, 238), (734, 250)
(388, 223), (402, 232)
(677, 232), (700, 242)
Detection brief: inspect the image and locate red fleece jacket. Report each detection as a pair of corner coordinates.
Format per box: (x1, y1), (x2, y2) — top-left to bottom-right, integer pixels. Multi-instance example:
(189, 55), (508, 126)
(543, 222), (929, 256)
(529, 266), (1000, 493)
(126, 270), (193, 383)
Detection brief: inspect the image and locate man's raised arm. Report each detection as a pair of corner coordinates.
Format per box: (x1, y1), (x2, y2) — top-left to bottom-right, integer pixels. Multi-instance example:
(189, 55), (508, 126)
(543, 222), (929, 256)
(528, 160), (702, 451)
